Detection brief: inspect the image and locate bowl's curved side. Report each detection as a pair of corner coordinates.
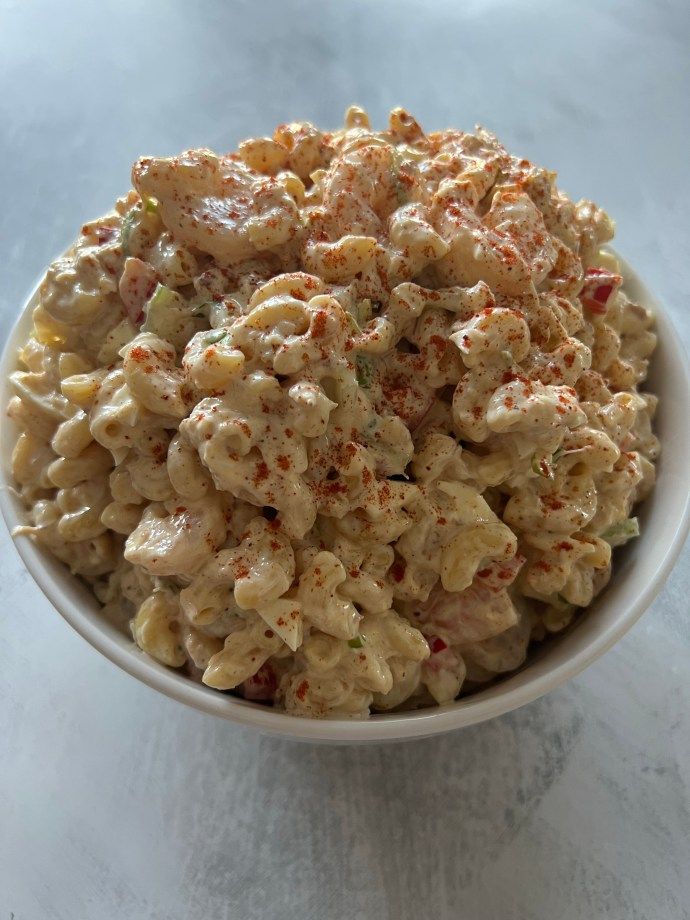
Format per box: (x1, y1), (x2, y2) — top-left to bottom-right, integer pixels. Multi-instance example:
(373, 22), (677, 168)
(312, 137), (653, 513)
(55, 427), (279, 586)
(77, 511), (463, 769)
(1, 255), (688, 743)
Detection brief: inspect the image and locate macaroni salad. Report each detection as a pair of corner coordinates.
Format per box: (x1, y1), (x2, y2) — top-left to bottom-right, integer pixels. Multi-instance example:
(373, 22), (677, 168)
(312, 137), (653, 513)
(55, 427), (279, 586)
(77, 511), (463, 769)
(8, 107), (659, 718)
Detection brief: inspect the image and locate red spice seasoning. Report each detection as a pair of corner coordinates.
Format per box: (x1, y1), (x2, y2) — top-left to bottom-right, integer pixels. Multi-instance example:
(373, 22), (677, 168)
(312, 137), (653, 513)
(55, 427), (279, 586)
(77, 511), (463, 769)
(253, 461), (269, 485)
(390, 561), (406, 582)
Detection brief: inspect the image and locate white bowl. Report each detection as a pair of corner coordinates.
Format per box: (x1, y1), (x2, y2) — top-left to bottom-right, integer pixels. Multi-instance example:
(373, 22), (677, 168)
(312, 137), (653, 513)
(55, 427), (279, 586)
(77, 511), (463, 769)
(1, 253), (689, 743)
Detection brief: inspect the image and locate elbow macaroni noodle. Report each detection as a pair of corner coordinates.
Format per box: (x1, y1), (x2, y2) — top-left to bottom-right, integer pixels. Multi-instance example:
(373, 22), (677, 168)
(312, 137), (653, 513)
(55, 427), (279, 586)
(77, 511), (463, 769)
(7, 107), (659, 718)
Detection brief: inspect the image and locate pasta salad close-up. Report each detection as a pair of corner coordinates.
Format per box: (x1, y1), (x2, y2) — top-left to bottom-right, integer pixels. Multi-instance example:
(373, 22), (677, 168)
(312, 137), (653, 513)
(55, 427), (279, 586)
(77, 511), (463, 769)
(7, 106), (659, 719)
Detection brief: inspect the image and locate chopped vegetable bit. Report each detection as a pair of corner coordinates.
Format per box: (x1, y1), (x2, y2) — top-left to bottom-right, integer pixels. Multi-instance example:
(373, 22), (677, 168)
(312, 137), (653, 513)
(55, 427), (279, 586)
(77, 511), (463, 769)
(355, 299), (373, 326)
(580, 267), (622, 316)
(143, 284), (178, 322)
(531, 454), (554, 479)
(601, 517), (640, 547)
(144, 197), (159, 214)
(346, 312), (361, 333)
(346, 299), (373, 333)
(552, 592), (576, 610)
(348, 636), (364, 648)
(203, 329), (229, 345)
(390, 148), (416, 205)
(119, 209), (137, 257)
(531, 444), (571, 478)
(356, 354), (374, 388)
(142, 283), (189, 337)
(429, 636), (448, 654)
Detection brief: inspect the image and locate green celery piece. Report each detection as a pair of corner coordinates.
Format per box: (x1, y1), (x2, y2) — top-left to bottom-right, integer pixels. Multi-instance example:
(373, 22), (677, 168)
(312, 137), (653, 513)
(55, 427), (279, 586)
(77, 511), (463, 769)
(203, 329), (229, 345)
(142, 284), (186, 334)
(119, 209), (137, 257)
(356, 299), (373, 326)
(356, 354), (374, 388)
(601, 517), (640, 547)
(345, 311), (361, 334)
(346, 299), (373, 333)
(531, 454), (553, 478)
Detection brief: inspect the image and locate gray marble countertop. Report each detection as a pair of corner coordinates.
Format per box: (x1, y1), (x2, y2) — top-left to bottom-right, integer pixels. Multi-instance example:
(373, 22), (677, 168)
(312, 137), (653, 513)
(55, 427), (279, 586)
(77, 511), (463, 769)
(1, 1), (688, 917)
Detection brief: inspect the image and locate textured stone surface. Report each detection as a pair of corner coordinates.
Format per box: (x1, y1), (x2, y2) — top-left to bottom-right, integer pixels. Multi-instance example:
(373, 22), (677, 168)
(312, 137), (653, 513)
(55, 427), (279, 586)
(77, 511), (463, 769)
(0, 0), (688, 916)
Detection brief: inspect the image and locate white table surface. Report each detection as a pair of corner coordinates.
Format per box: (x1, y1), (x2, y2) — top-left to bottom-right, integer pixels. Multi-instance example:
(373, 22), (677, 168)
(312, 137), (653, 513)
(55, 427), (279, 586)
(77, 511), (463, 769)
(1, 1), (688, 917)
